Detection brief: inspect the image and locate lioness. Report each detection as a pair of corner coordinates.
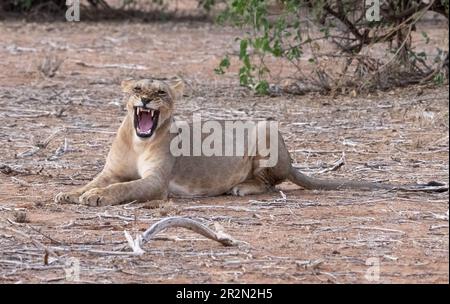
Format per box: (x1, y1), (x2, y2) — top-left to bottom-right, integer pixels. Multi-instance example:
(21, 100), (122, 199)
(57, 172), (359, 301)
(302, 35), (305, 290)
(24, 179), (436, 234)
(55, 78), (444, 206)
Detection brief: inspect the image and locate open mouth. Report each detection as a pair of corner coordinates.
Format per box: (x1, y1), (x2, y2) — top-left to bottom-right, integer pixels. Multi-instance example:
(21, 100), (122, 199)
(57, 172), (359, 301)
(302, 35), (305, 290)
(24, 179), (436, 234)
(134, 107), (159, 138)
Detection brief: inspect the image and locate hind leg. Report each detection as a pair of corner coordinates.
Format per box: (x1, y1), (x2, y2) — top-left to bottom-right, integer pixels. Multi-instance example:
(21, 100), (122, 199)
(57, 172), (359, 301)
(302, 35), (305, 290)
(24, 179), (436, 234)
(229, 180), (272, 196)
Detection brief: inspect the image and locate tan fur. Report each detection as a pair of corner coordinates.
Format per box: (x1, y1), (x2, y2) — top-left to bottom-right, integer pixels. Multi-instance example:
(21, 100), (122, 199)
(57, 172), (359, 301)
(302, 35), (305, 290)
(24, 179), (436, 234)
(54, 78), (417, 207)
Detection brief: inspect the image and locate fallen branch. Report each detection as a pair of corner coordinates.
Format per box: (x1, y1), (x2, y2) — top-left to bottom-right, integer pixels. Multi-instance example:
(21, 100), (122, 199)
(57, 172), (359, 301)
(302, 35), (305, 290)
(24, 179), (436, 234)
(430, 224), (449, 231)
(316, 152), (346, 174)
(47, 138), (70, 161)
(15, 146), (40, 158)
(352, 226), (406, 234)
(14, 128), (65, 159)
(125, 217), (240, 255)
(0, 225), (59, 259)
(36, 128), (64, 149)
(182, 205), (257, 212)
(74, 61), (148, 70)
(394, 146), (449, 155)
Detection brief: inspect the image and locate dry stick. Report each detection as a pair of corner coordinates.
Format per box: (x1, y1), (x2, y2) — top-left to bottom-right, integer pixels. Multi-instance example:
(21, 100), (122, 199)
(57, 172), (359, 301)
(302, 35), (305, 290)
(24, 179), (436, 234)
(420, 58), (449, 83)
(10, 177), (33, 187)
(0, 225), (59, 259)
(26, 224), (63, 245)
(394, 146), (449, 155)
(430, 225), (449, 231)
(316, 152), (346, 174)
(15, 128), (64, 158)
(36, 128), (64, 149)
(351, 226), (406, 234)
(64, 126), (116, 134)
(16, 146), (40, 158)
(182, 205), (257, 212)
(142, 217), (237, 246)
(73, 61), (148, 70)
(47, 138), (70, 161)
(125, 217), (239, 255)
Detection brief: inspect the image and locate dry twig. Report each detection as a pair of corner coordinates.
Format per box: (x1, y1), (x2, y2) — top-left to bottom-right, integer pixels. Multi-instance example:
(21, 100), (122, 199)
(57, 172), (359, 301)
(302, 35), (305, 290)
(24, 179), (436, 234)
(124, 217), (240, 255)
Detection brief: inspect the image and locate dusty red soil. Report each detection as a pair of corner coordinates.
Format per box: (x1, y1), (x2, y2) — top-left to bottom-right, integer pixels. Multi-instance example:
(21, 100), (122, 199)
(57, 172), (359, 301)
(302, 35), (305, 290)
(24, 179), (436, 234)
(0, 19), (448, 284)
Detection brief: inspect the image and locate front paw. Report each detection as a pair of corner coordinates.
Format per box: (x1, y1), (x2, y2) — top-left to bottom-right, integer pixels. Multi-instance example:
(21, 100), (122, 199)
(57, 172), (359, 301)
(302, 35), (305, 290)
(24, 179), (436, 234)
(230, 185), (247, 196)
(79, 187), (117, 207)
(54, 191), (82, 204)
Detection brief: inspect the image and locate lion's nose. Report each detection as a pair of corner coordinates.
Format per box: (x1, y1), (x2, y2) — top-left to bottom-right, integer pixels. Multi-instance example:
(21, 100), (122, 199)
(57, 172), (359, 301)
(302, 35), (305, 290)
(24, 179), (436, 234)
(141, 98), (151, 105)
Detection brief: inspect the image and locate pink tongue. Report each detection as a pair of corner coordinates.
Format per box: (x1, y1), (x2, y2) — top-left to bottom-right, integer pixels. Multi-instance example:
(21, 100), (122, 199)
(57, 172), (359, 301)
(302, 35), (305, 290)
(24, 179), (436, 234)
(139, 111), (154, 132)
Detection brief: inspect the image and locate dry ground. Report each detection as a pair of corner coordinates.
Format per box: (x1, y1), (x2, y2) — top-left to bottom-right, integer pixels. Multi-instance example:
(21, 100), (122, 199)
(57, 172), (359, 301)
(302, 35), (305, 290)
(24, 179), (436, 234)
(0, 19), (448, 284)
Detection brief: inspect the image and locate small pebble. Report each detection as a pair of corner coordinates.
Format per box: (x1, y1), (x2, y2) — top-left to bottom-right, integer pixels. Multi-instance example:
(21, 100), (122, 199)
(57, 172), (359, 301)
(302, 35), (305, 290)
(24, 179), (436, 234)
(14, 210), (28, 223)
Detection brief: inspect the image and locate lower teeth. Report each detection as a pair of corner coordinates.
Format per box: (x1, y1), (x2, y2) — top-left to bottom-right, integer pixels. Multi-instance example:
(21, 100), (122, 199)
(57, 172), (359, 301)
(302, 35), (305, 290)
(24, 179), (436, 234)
(138, 128), (152, 135)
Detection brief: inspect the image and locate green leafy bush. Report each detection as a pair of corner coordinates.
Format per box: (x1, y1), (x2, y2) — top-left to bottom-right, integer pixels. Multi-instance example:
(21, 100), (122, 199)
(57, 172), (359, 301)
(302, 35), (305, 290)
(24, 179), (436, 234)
(216, 0), (449, 94)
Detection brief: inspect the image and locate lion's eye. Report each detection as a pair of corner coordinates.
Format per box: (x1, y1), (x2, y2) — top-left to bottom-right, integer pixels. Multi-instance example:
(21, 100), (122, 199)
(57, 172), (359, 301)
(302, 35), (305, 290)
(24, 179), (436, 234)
(157, 90), (167, 95)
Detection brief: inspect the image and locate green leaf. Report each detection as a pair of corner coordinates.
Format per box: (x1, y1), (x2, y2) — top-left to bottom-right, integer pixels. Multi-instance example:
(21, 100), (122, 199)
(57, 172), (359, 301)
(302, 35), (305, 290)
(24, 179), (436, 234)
(243, 55), (251, 69)
(287, 47), (302, 60)
(255, 80), (269, 95)
(262, 37), (271, 52)
(320, 27), (330, 38)
(219, 56), (230, 68)
(214, 56), (231, 75)
(416, 51), (427, 59)
(421, 31), (430, 44)
(239, 39), (248, 60)
(239, 67), (250, 86)
(253, 37), (263, 50)
(272, 40), (283, 57)
(433, 72), (445, 85)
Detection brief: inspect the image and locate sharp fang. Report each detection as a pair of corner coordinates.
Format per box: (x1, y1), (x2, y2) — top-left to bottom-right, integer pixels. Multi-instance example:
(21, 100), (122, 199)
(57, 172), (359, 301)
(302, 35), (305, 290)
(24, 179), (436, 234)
(151, 110), (154, 116)
(137, 108), (141, 115)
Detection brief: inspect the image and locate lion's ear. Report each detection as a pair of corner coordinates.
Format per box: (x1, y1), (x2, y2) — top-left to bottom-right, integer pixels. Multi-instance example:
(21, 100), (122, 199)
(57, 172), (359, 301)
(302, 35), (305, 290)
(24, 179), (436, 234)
(121, 79), (136, 93)
(168, 78), (185, 99)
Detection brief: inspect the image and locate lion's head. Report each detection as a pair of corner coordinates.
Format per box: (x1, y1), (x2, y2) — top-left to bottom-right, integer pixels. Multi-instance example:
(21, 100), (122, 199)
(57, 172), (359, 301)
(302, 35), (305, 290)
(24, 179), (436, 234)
(121, 77), (184, 140)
